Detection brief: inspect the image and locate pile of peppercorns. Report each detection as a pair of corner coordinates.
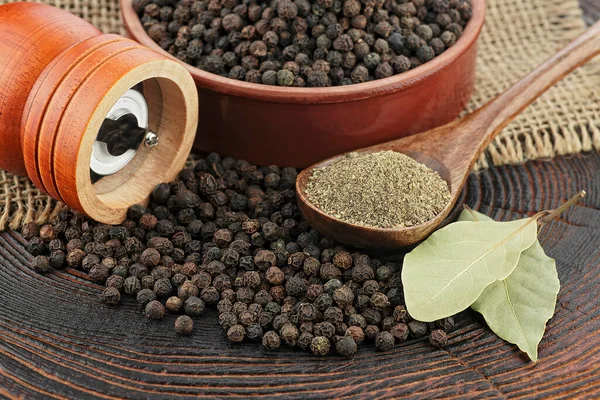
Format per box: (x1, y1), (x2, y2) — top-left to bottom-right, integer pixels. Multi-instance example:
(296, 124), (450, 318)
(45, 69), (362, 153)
(135, 0), (472, 87)
(24, 153), (453, 357)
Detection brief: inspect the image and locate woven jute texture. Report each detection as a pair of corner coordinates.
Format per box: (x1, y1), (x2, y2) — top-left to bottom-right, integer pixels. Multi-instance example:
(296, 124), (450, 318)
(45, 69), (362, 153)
(0, 0), (598, 230)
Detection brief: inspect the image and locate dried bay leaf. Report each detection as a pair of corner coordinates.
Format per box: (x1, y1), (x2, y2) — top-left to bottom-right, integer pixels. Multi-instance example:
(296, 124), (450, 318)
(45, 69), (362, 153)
(402, 217), (538, 322)
(460, 209), (560, 362)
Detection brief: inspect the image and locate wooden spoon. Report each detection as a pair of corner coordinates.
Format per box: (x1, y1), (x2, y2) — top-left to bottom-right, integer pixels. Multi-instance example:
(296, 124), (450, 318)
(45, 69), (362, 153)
(296, 20), (600, 249)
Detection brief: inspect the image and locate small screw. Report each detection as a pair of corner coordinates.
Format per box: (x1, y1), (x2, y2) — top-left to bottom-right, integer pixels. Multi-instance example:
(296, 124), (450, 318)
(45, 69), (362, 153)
(145, 132), (159, 148)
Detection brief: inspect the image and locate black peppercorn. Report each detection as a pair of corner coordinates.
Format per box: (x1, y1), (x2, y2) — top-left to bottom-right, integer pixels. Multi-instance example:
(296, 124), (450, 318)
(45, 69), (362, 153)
(310, 336), (331, 356)
(430, 329), (448, 348)
(140, 248), (161, 267)
(152, 183), (171, 204)
(280, 323), (300, 346)
(191, 272), (212, 289)
(370, 292), (390, 310)
(175, 315), (194, 335)
(184, 296), (205, 317)
(139, 214), (158, 231)
(101, 287), (121, 306)
(31, 256), (50, 272)
(227, 324), (246, 342)
(89, 264), (110, 283)
(440, 30), (457, 46)
(393, 305), (408, 322)
(200, 286), (221, 305)
(124, 276), (142, 295)
(375, 331), (395, 351)
(345, 326), (365, 344)
(262, 330), (281, 350)
(21, 222), (39, 240)
(335, 336), (357, 357)
(314, 321), (336, 339)
(153, 278), (173, 298)
(178, 281), (199, 300)
(437, 316), (455, 331)
(137, 288), (157, 307)
(416, 45), (435, 62)
(66, 249), (86, 268)
(145, 300), (165, 320)
(244, 323), (263, 342)
(39, 224), (55, 242)
(390, 323), (410, 342)
(286, 276), (308, 297)
(166, 296), (184, 313)
(364, 325), (380, 340)
(106, 275), (125, 290)
(26, 237), (45, 256)
(294, 331), (313, 350)
(408, 320), (428, 337)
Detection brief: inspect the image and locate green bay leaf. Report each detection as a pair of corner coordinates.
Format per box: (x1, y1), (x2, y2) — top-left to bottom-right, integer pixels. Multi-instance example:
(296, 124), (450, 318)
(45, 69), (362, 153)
(402, 216), (538, 322)
(461, 209), (560, 362)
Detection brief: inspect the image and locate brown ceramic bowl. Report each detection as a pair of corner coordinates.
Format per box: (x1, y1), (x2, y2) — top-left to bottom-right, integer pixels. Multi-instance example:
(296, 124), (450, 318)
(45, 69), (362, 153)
(121, 0), (485, 168)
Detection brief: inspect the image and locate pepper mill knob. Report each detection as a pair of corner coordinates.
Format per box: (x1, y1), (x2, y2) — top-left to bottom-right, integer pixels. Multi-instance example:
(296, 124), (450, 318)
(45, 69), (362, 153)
(0, 2), (198, 224)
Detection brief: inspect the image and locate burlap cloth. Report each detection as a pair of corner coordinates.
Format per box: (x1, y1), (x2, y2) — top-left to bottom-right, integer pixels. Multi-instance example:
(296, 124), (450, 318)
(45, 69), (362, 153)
(0, 0), (598, 230)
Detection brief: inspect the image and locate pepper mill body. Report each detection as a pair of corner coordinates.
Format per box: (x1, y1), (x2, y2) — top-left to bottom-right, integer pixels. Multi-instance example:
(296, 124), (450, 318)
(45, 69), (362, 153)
(0, 2), (198, 224)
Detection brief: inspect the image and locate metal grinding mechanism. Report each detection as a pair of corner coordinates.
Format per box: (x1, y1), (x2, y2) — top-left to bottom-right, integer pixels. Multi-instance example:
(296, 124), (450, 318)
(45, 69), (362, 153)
(0, 2), (199, 224)
(91, 90), (156, 178)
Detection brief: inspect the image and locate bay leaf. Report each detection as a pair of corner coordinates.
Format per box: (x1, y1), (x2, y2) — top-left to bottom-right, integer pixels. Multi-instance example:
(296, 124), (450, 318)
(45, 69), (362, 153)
(402, 217), (538, 322)
(461, 209), (560, 362)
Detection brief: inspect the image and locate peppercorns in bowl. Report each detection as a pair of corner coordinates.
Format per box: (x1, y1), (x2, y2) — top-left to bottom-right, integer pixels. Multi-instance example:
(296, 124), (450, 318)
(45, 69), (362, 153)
(121, 0), (485, 167)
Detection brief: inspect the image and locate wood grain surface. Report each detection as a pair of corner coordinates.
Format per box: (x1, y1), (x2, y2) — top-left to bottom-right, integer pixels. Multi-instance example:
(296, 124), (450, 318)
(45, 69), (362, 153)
(0, 4), (597, 399)
(1, 152), (600, 399)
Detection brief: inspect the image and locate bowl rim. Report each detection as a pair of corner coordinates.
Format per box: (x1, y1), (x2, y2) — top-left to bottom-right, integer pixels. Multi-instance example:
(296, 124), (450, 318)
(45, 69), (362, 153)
(120, 0), (485, 104)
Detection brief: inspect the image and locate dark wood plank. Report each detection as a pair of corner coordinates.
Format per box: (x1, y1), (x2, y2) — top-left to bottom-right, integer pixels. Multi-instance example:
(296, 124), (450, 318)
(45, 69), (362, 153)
(1, 152), (600, 398)
(0, 1), (596, 398)
(581, 0), (600, 25)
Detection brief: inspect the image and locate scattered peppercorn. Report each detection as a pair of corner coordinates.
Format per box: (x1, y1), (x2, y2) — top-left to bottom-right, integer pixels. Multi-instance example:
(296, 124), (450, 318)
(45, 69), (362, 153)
(166, 296), (184, 313)
(30, 255), (51, 273)
(22, 152), (460, 357)
(262, 330), (281, 350)
(335, 335), (358, 357)
(227, 324), (246, 342)
(375, 331), (395, 351)
(101, 287), (121, 306)
(175, 315), (194, 335)
(430, 329), (448, 348)
(137, 288), (157, 307)
(145, 300), (165, 320)
(310, 336), (331, 356)
(184, 296), (206, 317)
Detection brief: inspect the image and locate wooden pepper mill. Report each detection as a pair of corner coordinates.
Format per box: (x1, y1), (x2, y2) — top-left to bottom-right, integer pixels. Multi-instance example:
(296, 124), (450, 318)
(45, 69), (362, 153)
(0, 2), (198, 224)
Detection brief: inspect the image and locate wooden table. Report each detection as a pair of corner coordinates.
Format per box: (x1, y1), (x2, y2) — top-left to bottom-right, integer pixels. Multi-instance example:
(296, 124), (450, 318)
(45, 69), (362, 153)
(3, 153), (600, 399)
(0, 5), (599, 399)
(581, 0), (600, 25)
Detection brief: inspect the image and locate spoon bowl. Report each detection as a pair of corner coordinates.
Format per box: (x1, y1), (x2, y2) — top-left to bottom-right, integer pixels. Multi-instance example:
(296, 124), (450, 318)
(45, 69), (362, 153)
(296, 122), (464, 249)
(297, 21), (600, 249)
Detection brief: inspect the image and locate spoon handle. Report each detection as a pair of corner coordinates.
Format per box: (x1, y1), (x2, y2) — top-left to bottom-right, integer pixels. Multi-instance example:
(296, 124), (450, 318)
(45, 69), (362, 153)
(470, 19), (600, 153)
